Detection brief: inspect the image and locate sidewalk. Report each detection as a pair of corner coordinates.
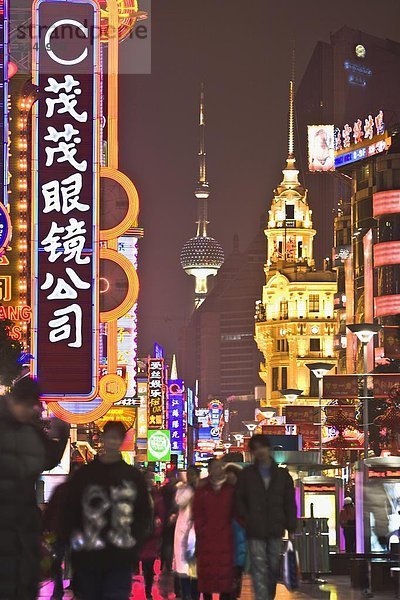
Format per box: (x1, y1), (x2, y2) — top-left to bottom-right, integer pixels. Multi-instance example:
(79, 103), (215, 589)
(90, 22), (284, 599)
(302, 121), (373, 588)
(38, 575), (398, 599)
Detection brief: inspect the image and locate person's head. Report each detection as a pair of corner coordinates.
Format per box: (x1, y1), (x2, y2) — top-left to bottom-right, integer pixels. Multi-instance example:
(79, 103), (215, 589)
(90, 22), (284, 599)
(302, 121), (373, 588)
(208, 458), (225, 483)
(5, 377), (41, 424)
(186, 465), (200, 487)
(248, 434), (271, 463)
(144, 468), (155, 490)
(344, 497), (353, 506)
(225, 463), (242, 485)
(102, 421), (126, 454)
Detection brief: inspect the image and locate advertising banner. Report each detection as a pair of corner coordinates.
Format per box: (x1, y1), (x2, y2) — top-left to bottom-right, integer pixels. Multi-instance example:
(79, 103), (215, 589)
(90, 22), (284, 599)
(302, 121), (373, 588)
(147, 429), (171, 462)
(147, 357), (164, 427)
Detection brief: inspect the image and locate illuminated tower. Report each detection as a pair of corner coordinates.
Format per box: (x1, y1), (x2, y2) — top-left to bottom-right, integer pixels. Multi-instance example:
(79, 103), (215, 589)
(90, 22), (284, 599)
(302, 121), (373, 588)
(181, 84), (224, 309)
(255, 81), (337, 411)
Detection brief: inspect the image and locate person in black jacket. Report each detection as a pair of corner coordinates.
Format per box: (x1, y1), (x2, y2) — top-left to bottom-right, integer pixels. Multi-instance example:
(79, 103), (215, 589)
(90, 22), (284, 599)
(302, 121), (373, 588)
(236, 434), (297, 600)
(0, 377), (69, 600)
(63, 421), (152, 600)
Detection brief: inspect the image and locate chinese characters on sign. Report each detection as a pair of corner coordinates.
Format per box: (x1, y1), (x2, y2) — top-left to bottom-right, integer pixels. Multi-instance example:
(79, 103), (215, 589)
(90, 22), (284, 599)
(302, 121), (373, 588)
(334, 110), (385, 151)
(0, 0), (7, 207)
(147, 358), (164, 428)
(32, 0), (99, 397)
(167, 379), (185, 453)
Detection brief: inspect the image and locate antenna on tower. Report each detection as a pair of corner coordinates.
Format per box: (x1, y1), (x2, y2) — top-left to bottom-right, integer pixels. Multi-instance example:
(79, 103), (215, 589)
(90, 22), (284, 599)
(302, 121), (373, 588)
(288, 42), (296, 160)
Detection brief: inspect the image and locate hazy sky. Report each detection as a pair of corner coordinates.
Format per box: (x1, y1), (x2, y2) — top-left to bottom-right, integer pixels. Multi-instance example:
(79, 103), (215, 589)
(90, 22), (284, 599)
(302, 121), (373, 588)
(118, 0), (400, 357)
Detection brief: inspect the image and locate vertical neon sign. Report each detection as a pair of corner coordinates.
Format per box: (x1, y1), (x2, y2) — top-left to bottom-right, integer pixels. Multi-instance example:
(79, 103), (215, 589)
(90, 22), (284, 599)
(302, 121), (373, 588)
(0, 0), (8, 206)
(32, 0), (100, 399)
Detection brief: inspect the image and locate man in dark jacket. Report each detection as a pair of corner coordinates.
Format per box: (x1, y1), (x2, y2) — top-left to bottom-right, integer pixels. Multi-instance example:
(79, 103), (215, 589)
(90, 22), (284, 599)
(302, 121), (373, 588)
(0, 377), (69, 600)
(63, 421), (152, 600)
(236, 434), (297, 600)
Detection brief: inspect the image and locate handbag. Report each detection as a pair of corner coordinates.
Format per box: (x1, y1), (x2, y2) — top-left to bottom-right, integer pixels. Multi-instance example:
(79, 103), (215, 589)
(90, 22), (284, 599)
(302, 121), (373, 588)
(282, 540), (300, 591)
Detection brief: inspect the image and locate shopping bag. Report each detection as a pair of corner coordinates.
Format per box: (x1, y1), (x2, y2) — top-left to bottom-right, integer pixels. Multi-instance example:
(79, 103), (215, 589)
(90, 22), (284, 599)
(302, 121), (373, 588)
(282, 540), (300, 591)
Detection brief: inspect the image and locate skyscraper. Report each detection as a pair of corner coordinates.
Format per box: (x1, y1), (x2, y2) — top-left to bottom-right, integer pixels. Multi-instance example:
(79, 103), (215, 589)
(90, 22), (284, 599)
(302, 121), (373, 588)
(255, 82), (337, 412)
(180, 84), (224, 309)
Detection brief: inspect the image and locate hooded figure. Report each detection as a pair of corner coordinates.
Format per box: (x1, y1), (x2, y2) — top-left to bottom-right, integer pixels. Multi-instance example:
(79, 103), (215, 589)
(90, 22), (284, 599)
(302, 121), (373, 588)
(0, 378), (69, 600)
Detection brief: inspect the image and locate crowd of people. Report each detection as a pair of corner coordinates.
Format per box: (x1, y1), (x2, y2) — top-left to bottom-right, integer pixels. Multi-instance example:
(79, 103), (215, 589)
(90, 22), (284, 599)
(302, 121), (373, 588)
(0, 378), (298, 600)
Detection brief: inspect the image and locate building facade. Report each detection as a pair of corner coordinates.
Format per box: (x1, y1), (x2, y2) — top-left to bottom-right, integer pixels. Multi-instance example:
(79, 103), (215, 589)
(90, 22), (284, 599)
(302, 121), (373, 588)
(255, 82), (337, 412)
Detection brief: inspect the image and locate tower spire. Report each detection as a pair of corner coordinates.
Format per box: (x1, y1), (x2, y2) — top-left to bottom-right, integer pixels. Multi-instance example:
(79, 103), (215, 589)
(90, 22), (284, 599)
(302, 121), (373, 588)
(199, 82), (206, 183)
(288, 79), (294, 160)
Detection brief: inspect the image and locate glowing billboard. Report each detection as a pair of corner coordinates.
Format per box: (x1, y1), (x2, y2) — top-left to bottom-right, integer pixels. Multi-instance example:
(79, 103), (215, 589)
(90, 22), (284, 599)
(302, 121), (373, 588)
(308, 125), (335, 172)
(31, 0), (100, 399)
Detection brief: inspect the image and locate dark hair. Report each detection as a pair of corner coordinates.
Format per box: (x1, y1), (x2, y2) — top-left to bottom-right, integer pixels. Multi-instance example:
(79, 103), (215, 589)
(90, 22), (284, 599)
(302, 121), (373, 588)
(103, 421), (127, 439)
(187, 465), (200, 477)
(9, 377), (41, 406)
(224, 463), (242, 476)
(207, 458), (220, 471)
(248, 434), (271, 452)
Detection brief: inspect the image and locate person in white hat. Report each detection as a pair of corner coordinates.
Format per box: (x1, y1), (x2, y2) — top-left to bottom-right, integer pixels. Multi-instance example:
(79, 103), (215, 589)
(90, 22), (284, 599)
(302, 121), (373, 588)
(339, 497), (356, 553)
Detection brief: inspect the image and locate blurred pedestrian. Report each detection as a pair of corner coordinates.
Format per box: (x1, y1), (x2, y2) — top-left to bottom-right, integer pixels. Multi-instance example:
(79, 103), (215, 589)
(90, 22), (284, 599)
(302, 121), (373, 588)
(225, 464), (247, 600)
(159, 469), (179, 598)
(141, 469), (166, 600)
(193, 459), (235, 600)
(42, 463), (81, 600)
(174, 466), (200, 600)
(236, 434), (297, 600)
(63, 422), (151, 600)
(0, 377), (69, 600)
(339, 497), (356, 553)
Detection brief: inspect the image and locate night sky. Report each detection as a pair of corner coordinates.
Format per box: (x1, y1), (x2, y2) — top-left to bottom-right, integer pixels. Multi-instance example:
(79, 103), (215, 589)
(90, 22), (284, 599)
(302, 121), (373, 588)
(118, 0), (400, 357)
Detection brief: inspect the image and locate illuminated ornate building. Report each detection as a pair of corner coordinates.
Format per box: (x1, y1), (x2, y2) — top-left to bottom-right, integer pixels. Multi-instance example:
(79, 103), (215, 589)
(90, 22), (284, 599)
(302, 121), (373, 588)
(255, 82), (337, 412)
(180, 84), (224, 309)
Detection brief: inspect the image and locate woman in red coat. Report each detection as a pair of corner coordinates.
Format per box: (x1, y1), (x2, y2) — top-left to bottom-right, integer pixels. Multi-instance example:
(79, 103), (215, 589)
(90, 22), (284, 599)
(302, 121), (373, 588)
(193, 459), (235, 600)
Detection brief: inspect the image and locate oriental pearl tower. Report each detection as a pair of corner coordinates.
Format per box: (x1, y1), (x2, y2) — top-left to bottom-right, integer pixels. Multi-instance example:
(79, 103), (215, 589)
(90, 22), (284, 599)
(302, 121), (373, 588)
(180, 84), (224, 309)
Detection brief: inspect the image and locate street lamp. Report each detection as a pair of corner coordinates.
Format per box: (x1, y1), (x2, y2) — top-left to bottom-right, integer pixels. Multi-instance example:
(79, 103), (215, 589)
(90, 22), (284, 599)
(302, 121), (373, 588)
(347, 323), (381, 458)
(280, 388), (303, 403)
(306, 362), (334, 463)
(242, 421), (258, 437)
(232, 433), (244, 446)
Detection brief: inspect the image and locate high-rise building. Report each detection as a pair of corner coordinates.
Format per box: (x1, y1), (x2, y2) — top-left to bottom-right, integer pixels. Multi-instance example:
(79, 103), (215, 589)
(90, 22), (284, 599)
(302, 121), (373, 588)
(255, 82), (337, 412)
(296, 26), (400, 266)
(180, 84), (224, 309)
(179, 227), (265, 406)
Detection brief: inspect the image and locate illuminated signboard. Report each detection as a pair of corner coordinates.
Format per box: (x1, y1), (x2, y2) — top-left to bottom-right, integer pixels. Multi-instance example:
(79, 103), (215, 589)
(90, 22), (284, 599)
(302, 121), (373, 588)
(0, 0), (8, 206)
(335, 110), (385, 151)
(334, 138), (390, 169)
(308, 125), (335, 172)
(31, 0), (100, 399)
(207, 399), (224, 439)
(136, 379), (148, 439)
(147, 429), (171, 462)
(147, 357), (164, 428)
(117, 235), (138, 397)
(168, 379), (185, 453)
(0, 201), (10, 255)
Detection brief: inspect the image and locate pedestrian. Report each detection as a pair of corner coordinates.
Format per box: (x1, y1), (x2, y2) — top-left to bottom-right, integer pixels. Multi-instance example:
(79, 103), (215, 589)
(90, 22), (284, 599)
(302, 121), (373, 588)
(0, 377), (69, 600)
(225, 464), (247, 600)
(159, 469), (179, 598)
(193, 459), (235, 600)
(42, 463), (81, 600)
(63, 421), (152, 600)
(339, 497), (356, 553)
(141, 469), (166, 600)
(174, 466), (200, 600)
(236, 434), (297, 600)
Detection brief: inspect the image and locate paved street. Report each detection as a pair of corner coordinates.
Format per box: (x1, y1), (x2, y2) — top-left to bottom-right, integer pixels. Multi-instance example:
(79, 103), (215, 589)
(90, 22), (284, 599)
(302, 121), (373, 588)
(37, 575), (399, 599)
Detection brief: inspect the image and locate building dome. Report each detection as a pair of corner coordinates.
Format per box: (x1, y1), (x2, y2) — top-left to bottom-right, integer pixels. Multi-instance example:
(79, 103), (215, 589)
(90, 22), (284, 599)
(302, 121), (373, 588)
(180, 235), (224, 271)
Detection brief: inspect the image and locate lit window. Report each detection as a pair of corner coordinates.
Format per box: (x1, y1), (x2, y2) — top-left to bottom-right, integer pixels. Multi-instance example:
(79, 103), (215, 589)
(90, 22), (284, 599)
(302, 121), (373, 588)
(310, 338), (321, 352)
(309, 294), (320, 313)
(280, 300), (288, 320)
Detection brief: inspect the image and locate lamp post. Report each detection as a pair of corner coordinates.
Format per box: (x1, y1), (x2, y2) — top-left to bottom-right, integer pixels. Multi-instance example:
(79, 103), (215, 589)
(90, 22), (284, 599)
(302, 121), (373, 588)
(280, 388), (303, 403)
(232, 433), (245, 446)
(306, 362), (334, 463)
(242, 421), (258, 437)
(347, 323), (381, 458)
